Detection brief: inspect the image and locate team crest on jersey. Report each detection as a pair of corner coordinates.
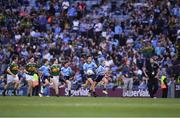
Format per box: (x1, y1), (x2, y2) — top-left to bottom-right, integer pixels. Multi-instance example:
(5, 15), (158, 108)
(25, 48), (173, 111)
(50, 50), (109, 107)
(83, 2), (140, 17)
(11, 66), (19, 70)
(52, 68), (59, 72)
(28, 66), (36, 71)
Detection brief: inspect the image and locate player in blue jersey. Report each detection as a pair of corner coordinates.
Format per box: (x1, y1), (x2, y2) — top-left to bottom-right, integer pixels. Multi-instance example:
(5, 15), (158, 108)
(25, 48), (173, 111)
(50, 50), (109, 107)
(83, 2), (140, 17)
(91, 61), (107, 97)
(83, 56), (97, 96)
(38, 59), (50, 83)
(38, 59), (51, 97)
(60, 61), (73, 96)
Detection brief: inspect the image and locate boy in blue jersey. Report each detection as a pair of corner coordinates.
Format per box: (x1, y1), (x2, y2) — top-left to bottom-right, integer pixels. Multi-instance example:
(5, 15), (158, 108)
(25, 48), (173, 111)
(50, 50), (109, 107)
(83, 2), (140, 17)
(39, 59), (50, 82)
(38, 59), (50, 97)
(92, 61), (107, 97)
(61, 61), (73, 96)
(83, 56), (97, 96)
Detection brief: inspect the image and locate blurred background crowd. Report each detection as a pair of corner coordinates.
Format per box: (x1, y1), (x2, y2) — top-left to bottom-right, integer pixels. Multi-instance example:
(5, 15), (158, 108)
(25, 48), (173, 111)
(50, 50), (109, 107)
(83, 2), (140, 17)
(0, 0), (180, 90)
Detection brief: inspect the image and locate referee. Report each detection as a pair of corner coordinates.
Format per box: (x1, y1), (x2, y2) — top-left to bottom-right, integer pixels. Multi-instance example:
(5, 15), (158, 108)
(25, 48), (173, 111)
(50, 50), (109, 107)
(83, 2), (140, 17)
(145, 57), (159, 98)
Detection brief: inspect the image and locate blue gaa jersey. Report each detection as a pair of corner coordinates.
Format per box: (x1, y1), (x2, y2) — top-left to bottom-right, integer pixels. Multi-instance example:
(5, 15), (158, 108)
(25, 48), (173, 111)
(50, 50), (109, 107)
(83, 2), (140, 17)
(61, 67), (72, 76)
(83, 62), (97, 73)
(96, 65), (106, 75)
(39, 65), (50, 77)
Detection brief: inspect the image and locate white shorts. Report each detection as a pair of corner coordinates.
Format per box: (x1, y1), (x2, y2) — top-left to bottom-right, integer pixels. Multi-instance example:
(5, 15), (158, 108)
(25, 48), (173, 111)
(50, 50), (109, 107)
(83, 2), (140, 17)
(50, 76), (59, 84)
(26, 74), (34, 81)
(7, 74), (19, 84)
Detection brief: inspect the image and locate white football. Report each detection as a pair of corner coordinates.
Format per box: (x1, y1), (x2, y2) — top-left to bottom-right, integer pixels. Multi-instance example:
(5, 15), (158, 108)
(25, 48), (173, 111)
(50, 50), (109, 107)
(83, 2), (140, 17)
(87, 70), (94, 75)
(137, 69), (142, 75)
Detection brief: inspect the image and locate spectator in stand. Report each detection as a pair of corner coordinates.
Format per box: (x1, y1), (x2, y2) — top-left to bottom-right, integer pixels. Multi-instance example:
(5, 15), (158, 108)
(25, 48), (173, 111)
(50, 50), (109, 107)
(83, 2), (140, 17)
(62, 0), (70, 16)
(122, 60), (133, 92)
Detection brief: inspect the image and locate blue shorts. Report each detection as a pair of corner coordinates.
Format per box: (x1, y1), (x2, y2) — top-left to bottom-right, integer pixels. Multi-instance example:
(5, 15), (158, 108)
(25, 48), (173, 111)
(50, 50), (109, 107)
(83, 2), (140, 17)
(86, 74), (96, 80)
(59, 76), (70, 83)
(95, 75), (104, 82)
(41, 75), (50, 83)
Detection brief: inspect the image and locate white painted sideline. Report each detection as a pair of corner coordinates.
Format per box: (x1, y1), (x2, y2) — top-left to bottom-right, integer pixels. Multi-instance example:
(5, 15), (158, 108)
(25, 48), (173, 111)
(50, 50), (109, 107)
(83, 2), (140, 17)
(0, 116), (179, 118)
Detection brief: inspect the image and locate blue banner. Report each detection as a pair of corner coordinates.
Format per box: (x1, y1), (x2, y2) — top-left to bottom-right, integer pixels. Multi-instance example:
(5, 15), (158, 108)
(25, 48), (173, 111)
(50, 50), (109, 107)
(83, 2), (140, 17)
(0, 86), (27, 96)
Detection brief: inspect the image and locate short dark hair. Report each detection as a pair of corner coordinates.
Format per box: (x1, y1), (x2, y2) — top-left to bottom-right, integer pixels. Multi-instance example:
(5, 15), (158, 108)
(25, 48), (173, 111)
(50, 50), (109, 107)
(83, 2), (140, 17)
(12, 55), (18, 61)
(51, 58), (57, 64)
(87, 56), (92, 59)
(29, 56), (34, 60)
(43, 59), (48, 64)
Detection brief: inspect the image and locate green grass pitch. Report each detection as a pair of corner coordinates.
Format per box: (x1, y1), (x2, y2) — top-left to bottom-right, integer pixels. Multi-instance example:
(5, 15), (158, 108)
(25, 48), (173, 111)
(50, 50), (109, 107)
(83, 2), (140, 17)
(0, 96), (179, 117)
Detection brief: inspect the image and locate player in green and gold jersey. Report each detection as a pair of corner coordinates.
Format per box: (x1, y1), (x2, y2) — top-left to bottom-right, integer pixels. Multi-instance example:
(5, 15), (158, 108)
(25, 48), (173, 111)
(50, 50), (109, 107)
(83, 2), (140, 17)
(50, 59), (61, 96)
(3, 55), (20, 96)
(24, 56), (38, 97)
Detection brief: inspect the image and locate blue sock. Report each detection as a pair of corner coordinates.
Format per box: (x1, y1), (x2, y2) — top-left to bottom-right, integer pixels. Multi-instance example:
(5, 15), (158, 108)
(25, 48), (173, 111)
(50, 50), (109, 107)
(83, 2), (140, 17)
(43, 85), (50, 96)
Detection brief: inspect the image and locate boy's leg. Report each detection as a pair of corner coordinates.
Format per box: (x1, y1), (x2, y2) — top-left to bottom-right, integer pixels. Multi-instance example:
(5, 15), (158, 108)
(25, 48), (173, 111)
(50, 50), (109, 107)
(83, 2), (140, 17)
(147, 81), (154, 98)
(2, 83), (9, 96)
(66, 80), (72, 96)
(102, 78), (109, 95)
(13, 76), (20, 96)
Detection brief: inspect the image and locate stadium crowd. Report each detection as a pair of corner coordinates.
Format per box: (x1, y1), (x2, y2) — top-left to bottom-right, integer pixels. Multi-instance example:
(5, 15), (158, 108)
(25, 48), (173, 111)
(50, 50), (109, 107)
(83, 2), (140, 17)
(0, 0), (179, 96)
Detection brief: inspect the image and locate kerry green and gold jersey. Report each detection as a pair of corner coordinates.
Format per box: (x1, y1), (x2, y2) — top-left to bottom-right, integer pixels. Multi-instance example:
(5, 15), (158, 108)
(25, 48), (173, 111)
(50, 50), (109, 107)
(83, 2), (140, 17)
(50, 64), (60, 76)
(8, 62), (19, 75)
(26, 63), (37, 75)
